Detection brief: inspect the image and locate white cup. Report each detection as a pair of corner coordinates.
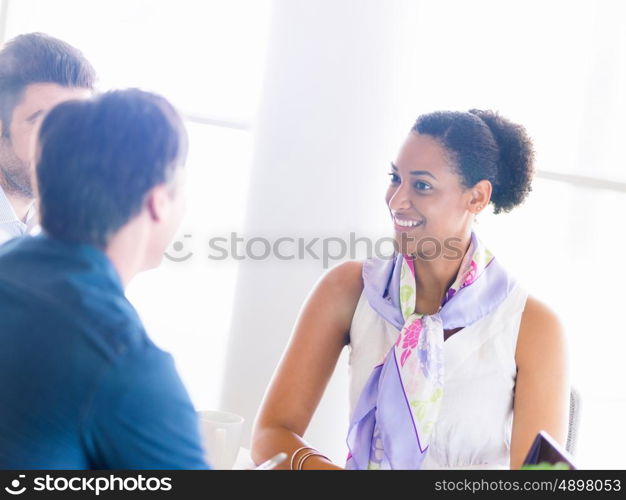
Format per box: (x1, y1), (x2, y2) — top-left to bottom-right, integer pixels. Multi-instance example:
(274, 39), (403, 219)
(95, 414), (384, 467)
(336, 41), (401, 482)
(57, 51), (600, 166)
(197, 410), (244, 469)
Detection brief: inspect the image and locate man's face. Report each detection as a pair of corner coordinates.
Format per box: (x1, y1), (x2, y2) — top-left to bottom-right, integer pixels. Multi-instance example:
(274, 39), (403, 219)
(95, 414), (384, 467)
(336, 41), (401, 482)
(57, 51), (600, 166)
(0, 82), (91, 198)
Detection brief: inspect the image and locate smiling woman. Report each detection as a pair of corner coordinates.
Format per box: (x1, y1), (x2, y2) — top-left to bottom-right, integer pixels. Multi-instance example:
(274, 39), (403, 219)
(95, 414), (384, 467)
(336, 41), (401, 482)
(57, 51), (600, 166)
(251, 109), (569, 470)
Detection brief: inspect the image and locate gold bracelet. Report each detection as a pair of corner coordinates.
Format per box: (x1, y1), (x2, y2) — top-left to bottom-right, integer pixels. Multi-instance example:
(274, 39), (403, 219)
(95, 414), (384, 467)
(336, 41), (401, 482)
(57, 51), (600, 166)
(298, 452), (331, 470)
(295, 451), (318, 470)
(290, 446), (314, 470)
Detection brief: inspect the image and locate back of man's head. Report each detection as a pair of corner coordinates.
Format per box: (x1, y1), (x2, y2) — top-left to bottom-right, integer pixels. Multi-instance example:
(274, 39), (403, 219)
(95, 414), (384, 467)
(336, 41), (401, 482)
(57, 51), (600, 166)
(0, 32), (96, 138)
(36, 88), (188, 249)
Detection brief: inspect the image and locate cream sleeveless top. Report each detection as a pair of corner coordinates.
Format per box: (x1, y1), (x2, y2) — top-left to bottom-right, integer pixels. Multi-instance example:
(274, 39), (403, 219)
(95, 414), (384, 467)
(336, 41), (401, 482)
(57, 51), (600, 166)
(347, 283), (528, 469)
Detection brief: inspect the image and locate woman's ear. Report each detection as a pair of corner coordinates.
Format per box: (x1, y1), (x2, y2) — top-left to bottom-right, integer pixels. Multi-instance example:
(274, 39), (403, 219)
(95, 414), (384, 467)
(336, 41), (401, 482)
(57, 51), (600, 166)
(468, 179), (493, 213)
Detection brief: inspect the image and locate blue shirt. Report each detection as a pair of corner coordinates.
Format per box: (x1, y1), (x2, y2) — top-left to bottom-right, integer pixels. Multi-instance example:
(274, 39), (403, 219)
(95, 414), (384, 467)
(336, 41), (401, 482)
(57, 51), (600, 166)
(0, 235), (209, 469)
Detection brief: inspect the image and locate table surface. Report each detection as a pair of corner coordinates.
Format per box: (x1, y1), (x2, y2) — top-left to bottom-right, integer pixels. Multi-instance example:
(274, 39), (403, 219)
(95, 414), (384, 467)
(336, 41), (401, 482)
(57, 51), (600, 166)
(232, 447), (255, 470)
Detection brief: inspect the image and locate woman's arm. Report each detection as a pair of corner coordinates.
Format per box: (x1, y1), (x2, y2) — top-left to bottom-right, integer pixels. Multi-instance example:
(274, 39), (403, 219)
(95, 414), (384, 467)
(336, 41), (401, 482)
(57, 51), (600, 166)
(510, 296), (570, 469)
(251, 261), (364, 470)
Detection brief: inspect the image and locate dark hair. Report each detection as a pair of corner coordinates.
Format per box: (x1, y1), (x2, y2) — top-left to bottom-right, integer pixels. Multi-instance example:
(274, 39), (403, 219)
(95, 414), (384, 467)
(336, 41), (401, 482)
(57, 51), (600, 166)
(412, 109), (534, 214)
(37, 89), (188, 248)
(0, 32), (96, 137)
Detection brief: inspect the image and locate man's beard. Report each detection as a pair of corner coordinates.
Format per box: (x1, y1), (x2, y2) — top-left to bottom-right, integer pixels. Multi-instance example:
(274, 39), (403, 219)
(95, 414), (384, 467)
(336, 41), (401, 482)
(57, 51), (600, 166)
(0, 137), (34, 199)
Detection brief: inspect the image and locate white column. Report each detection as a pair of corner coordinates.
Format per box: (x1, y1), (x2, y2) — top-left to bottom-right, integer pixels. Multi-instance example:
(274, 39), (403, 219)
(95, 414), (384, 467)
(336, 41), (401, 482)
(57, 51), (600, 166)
(220, 0), (417, 462)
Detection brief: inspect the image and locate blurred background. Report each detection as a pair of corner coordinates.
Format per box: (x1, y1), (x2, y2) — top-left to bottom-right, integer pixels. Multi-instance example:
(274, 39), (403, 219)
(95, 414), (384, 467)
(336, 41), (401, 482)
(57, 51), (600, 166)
(2, 0), (625, 468)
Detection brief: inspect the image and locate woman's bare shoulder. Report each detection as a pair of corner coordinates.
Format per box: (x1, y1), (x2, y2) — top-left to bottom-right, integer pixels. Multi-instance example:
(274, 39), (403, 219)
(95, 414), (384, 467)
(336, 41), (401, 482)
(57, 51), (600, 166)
(306, 261), (364, 334)
(320, 260), (364, 297)
(516, 295), (567, 365)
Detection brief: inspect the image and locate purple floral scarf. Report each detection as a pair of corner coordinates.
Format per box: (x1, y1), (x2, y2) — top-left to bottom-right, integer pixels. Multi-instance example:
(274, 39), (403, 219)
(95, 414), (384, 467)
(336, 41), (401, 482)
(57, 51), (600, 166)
(345, 232), (515, 469)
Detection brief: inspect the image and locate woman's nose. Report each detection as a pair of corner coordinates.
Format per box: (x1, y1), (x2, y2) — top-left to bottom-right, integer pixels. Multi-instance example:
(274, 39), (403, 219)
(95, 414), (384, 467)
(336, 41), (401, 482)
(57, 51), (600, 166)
(387, 183), (412, 211)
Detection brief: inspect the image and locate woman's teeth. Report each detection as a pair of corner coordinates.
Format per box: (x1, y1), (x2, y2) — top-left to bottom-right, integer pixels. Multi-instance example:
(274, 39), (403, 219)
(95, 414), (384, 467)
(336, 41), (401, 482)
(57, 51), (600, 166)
(394, 217), (422, 227)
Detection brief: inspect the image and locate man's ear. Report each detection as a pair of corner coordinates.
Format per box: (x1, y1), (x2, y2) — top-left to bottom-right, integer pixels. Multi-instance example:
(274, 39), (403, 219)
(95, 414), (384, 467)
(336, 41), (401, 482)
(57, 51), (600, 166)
(145, 185), (171, 223)
(467, 179), (493, 214)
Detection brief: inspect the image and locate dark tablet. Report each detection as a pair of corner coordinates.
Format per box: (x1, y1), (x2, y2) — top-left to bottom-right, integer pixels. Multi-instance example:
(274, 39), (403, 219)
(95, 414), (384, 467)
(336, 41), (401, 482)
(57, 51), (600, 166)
(523, 430), (577, 470)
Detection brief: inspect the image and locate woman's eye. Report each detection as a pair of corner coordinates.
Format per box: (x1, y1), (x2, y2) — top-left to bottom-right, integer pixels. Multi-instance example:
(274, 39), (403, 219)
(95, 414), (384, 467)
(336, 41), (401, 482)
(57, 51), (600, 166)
(388, 172), (400, 184)
(414, 181), (432, 191)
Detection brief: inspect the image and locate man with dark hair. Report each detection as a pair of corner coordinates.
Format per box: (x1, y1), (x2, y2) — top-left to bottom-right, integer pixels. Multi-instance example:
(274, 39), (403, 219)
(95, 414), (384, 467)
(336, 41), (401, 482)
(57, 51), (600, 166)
(0, 32), (95, 243)
(0, 89), (209, 469)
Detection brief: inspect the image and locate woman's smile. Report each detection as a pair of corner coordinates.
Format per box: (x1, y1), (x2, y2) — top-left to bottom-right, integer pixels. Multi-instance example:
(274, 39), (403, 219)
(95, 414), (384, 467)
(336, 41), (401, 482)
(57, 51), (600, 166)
(392, 212), (424, 232)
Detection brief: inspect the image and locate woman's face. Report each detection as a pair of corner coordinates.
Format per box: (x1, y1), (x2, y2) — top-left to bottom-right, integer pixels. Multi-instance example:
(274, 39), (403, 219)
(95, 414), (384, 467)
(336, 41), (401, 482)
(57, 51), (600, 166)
(385, 132), (484, 258)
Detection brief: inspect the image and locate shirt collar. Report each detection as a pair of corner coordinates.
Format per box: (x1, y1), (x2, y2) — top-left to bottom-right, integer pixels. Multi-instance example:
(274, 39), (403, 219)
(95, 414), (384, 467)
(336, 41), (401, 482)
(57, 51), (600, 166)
(0, 186), (18, 224)
(1, 232), (126, 293)
(0, 185), (38, 229)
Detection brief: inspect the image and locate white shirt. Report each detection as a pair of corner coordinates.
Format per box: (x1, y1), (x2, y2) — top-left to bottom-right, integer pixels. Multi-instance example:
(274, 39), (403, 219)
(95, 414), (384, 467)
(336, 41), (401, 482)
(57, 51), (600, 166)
(0, 186), (39, 245)
(348, 283), (528, 469)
